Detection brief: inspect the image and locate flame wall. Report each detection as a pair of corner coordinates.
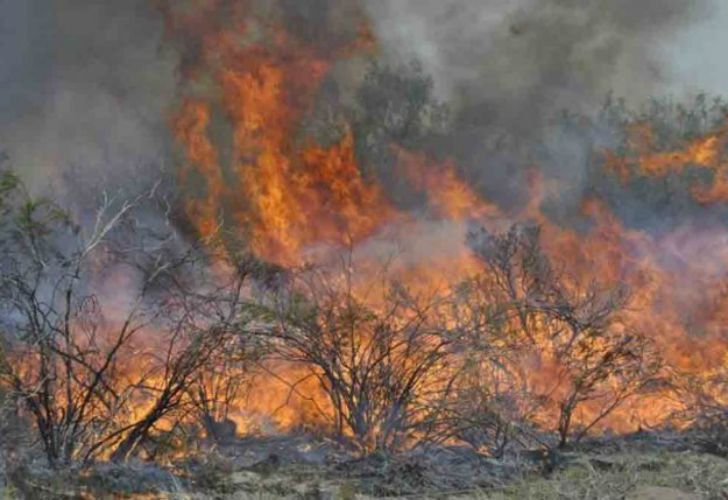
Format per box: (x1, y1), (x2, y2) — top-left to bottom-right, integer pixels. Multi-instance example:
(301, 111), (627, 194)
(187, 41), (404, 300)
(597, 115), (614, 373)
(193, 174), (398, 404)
(3, 0), (728, 438)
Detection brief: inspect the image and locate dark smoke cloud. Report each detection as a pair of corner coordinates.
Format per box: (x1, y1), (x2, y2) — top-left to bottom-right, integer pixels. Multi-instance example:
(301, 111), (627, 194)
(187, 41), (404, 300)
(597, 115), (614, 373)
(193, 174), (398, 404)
(0, 0), (177, 198)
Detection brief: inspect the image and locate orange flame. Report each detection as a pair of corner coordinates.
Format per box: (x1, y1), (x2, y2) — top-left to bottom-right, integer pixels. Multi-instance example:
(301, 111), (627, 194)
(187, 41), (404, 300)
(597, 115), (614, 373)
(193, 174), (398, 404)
(160, 1), (728, 440)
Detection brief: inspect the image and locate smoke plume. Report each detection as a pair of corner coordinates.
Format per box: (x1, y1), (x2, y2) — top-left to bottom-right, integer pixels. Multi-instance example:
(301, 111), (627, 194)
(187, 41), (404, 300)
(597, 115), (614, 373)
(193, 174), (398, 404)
(0, 0), (176, 198)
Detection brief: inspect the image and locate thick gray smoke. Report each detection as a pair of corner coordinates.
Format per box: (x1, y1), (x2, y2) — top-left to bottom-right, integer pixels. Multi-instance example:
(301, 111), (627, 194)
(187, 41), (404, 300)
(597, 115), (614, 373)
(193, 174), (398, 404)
(0, 0), (177, 198)
(2, 0), (727, 338)
(363, 0), (712, 132)
(362, 0), (718, 221)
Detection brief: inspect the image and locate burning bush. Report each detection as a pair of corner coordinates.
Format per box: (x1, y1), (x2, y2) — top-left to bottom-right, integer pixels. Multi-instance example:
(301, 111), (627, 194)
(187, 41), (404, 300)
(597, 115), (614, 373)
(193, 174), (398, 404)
(263, 259), (457, 453)
(0, 172), (263, 465)
(463, 224), (663, 448)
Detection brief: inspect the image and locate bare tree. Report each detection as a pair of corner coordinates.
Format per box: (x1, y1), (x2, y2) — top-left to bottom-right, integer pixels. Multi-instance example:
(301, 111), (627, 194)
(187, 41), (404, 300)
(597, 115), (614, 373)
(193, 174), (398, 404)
(669, 369), (728, 456)
(431, 275), (546, 456)
(430, 358), (535, 457)
(0, 171), (261, 465)
(265, 257), (456, 454)
(0, 173), (162, 465)
(104, 242), (269, 462)
(466, 224), (662, 448)
(186, 253), (273, 443)
(113, 251), (268, 457)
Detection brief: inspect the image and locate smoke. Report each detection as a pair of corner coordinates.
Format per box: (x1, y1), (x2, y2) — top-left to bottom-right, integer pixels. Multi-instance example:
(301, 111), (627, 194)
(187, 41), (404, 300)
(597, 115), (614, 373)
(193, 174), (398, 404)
(0, 0), (721, 232)
(0, 0), (177, 198)
(363, 0), (712, 130)
(1, 0), (715, 197)
(362, 0), (716, 225)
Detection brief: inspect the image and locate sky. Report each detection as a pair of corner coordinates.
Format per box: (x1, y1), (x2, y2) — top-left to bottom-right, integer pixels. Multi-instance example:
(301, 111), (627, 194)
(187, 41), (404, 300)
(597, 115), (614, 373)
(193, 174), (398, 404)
(662, 1), (728, 98)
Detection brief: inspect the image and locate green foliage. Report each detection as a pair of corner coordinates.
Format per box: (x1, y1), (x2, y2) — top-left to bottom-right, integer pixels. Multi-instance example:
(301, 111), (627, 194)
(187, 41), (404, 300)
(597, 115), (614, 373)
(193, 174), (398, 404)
(0, 168), (73, 263)
(599, 93), (728, 156)
(0, 170), (20, 198)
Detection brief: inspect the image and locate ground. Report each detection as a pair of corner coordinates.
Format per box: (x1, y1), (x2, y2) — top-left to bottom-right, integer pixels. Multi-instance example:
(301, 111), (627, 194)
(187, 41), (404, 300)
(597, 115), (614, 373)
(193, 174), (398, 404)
(2, 432), (728, 499)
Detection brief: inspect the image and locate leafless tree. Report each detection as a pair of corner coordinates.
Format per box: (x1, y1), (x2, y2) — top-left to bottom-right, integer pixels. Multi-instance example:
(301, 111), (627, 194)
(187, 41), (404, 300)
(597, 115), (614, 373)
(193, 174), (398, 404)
(466, 224), (662, 448)
(668, 369), (728, 456)
(0, 172), (159, 465)
(103, 243), (268, 462)
(177, 253), (269, 445)
(264, 256), (456, 454)
(0, 171), (261, 465)
(430, 275), (546, 456)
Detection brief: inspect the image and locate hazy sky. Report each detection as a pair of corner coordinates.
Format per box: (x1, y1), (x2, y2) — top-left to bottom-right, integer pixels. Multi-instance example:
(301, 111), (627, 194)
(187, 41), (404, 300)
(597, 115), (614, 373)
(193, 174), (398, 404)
(662, 0), (728, 98)
(365, 0), (728, 109)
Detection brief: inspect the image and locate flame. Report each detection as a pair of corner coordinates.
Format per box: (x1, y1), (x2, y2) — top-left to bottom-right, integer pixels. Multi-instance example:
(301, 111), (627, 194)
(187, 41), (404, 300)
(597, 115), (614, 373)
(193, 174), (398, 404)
(157, 0), (728, 442)
(173, 100), (224, 239)
(395, 147), (501, 220)
(604, 119), (728, 204)
(165, 0), (384, 266)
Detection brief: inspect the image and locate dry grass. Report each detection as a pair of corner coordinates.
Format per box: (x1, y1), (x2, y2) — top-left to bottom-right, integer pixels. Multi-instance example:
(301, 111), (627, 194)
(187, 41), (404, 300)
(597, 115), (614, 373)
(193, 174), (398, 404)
(2, 443), (727, 499)
(476, 451), (728, 500)
(187, 449), (728, 499)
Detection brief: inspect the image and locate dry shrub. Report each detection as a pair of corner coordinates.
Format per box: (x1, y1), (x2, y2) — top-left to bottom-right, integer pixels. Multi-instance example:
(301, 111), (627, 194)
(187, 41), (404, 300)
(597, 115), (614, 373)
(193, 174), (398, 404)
(0, 172), (261, 466)
(266, 260), (456, 454)
(463, 224), (662, 449)
(672, 370), (728, 457)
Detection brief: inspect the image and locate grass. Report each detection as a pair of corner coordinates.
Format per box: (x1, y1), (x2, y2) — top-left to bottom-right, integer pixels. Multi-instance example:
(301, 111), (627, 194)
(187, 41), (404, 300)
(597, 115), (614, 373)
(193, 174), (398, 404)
(480, 451), (728, 500)
(3, 442), (727, 499)
(205, 449), (728, 499)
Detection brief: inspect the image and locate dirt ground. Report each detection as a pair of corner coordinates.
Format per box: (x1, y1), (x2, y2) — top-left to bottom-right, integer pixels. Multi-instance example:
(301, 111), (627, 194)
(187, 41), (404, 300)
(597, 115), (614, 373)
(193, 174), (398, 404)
(2, 432), (728, 499)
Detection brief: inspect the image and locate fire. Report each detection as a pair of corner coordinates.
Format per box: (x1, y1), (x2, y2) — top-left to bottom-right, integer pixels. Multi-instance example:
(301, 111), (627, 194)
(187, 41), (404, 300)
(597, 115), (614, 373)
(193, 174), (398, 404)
(395, 147), (500, 220)
(166, 0), (384, 266)
(159, 0), (728, 443)
(173, 100), (224, 239)
(604, 119), (728, 204)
